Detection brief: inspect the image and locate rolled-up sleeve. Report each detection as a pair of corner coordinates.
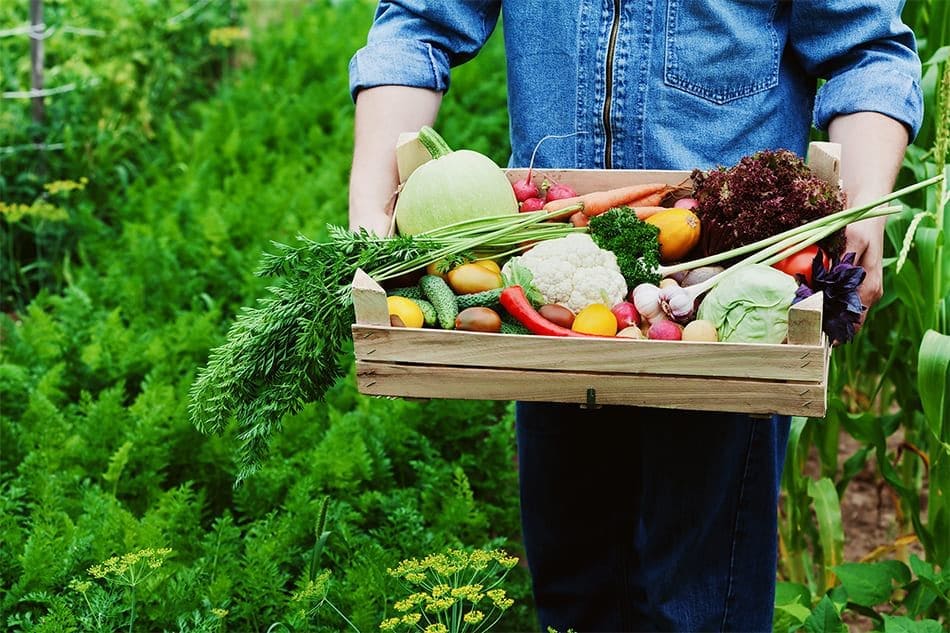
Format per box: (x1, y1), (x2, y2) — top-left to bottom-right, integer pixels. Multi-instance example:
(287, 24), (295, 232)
(790, 0), (923, 139)
(349, 1), (501, 100)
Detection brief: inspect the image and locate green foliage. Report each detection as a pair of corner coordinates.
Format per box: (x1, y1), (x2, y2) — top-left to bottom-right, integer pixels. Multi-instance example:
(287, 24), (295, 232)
(1, 1), (529, 631)
(0, 0), (237, 310)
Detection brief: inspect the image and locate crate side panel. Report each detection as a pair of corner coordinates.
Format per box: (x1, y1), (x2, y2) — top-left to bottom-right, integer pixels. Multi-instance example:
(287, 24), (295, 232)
(505, 168), (688, 194)
(356, 361), (827, 417)
(351, 325), (827, 381)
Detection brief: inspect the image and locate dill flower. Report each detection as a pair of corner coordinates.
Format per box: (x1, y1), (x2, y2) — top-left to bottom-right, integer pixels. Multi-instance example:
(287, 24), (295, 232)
(424, 624), (448, 633)
(463, 610), (486, 624)
(379, 617), (402, 631)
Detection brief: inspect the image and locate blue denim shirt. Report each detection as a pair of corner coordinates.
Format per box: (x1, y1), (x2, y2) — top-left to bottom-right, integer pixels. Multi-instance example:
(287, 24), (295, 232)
(349, 1), (922, 172)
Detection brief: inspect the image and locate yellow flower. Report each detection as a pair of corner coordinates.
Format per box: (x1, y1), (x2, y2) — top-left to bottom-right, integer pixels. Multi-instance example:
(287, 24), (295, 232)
(486, 589), (514, 610)
(43, 178), (88, 195)
(424, 596), (455, 613)
(209, 26), (250, 47)
(400, 613), (421, 625)
(423, 624), (448, 633)
(68, 579), (91, 594)
(463, 610), (485, 624)
(379, 617), (402, 631)
(211, 608), (229, 618)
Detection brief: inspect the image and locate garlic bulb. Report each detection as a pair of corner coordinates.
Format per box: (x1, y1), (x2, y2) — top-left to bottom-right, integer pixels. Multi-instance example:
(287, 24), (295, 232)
(632, 283), (663, 322)
(659, 284), (695, 323)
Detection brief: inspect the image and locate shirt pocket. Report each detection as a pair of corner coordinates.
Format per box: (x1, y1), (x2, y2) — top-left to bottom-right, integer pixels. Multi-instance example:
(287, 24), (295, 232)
(664, 0), (781, 104)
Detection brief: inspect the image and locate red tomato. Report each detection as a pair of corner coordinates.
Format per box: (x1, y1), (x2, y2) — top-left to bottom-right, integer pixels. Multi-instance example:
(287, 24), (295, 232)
(772, 245), (828, 285)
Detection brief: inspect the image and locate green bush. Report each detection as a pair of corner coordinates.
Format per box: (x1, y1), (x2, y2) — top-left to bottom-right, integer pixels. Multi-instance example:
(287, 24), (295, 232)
(1, 1), (531, 631)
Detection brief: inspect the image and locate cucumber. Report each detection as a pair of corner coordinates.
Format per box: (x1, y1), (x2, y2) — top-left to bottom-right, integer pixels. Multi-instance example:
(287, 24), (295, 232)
(411, 298), (438, 327)
(419, 275), (458, 329)
(456, 288), (503, 310)
(387, 286), (424, 300)
(500, 320), (532, 335)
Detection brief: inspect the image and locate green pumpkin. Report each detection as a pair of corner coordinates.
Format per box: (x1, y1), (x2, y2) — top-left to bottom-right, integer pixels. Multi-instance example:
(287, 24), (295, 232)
(395, 127), (518, 235)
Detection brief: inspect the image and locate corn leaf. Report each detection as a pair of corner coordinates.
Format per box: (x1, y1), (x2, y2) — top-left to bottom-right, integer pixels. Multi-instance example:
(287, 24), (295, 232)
(807, 477), (844, 592)
(918, 329), (950, 440)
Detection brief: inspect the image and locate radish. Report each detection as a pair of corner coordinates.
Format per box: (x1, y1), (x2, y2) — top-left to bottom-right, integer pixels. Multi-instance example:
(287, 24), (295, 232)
(512, 132), (584, 203)
(520, 197), (546, 212)
(648, 320), (683, 341)
(512, 178), (539, 202)
(545, 182), (578, 201)
(611, 301), (640, 328)
(673, 197), (699, 209)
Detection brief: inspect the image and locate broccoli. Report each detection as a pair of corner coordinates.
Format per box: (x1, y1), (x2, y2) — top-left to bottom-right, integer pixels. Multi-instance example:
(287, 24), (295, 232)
(587, 207), (661, 288)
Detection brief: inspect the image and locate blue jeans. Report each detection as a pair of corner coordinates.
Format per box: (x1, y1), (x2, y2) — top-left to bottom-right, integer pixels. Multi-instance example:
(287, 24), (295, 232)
(515, 402), (791, 632)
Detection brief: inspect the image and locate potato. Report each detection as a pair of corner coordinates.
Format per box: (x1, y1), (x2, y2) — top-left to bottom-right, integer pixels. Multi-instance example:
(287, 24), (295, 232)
(447, 263), (503, 294)
(455, 307), (502, 333)
(538, 304), (575, 329)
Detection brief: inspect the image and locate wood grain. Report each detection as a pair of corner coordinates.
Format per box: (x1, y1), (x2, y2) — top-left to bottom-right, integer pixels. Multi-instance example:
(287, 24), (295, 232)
(356, 361), (827, 417)
(505, 168), (689, 194)
(351, 269), (389, 326)
(788, 292), (825, 346)
(352, 325), (827, 381)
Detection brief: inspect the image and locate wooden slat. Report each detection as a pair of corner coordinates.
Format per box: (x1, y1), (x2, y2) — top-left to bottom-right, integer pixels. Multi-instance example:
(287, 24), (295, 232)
(356, 361), (827, 417)
(352, 325), (826, 381)
(505, 168), (688, 194)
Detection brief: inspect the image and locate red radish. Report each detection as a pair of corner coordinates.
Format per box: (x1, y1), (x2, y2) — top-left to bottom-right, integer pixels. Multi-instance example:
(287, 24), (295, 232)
(515, 131), (585, 203)
(673, 197), (699, 209)
(520, 197), (545, 212)
(512, 178), (539, 202)
(545, 182), (578, 201)
(648, 320), (682, 341)
(611, 301), (640, 328)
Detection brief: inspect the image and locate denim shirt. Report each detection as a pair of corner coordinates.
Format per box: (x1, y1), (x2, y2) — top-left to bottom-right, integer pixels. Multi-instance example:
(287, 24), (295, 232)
(349, 1), (922, 172)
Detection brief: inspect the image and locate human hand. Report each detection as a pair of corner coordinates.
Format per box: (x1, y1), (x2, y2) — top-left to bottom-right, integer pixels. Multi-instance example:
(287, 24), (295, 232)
(843, 214), (886, 329)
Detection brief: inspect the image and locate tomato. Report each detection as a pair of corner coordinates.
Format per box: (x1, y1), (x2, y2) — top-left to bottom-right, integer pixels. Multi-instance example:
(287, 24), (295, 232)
(772, 245), (828, 285)
(446, 263), (503, 294)
(473, 259), (501, 274)
(386, 296), (424, 328)
(572, 304), (618, 336)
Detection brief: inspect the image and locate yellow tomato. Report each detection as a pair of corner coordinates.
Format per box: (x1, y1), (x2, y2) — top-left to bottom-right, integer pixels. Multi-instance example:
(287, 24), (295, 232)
(447, 263), (503, 294)
(387, 296), (425, 328)
(572, 303), (618, 336)
(474, 259), (501, 274)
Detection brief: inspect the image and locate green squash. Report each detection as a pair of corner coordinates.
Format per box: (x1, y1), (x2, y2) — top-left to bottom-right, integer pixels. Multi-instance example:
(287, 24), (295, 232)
(395, 127), (518, 235)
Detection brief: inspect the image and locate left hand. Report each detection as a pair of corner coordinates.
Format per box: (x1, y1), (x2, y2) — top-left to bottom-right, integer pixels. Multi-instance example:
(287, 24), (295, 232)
(843, 215), (887, 329)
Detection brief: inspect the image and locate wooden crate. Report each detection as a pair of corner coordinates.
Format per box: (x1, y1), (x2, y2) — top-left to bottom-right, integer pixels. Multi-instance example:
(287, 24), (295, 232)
(350, 141), (839, 417)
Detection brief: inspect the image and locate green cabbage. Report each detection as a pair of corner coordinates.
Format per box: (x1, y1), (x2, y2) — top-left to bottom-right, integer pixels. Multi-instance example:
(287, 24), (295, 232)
(697, 265), (798, 343)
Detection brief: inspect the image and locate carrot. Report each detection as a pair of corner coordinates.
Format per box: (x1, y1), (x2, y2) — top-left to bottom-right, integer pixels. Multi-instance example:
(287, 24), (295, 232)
(631, 206), (669, 220)
(542, 182), (672, 218)
(626, 191), (667, 208)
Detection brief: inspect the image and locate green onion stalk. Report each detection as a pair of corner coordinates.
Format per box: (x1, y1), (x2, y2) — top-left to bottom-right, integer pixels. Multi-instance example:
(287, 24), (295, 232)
(660, 173), (944, 298)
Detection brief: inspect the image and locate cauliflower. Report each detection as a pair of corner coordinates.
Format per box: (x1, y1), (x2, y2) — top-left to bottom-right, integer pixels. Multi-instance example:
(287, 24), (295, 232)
(502, 233), (628, 313)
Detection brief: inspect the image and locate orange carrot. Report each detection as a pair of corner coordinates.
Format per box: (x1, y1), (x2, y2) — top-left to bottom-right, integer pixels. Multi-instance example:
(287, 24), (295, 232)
(632, 206), (669, 220)
(543, 182), (672, 218)
(626, 191), (667, 208)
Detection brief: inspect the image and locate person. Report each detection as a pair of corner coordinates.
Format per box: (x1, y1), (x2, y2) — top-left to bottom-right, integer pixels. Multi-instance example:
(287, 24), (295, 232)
(347, 2), (923, 631)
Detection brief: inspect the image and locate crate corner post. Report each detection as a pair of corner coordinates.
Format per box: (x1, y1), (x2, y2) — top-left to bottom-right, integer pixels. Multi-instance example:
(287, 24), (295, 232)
(787, 291), (824, 347)
(351, 269), (389, 326)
